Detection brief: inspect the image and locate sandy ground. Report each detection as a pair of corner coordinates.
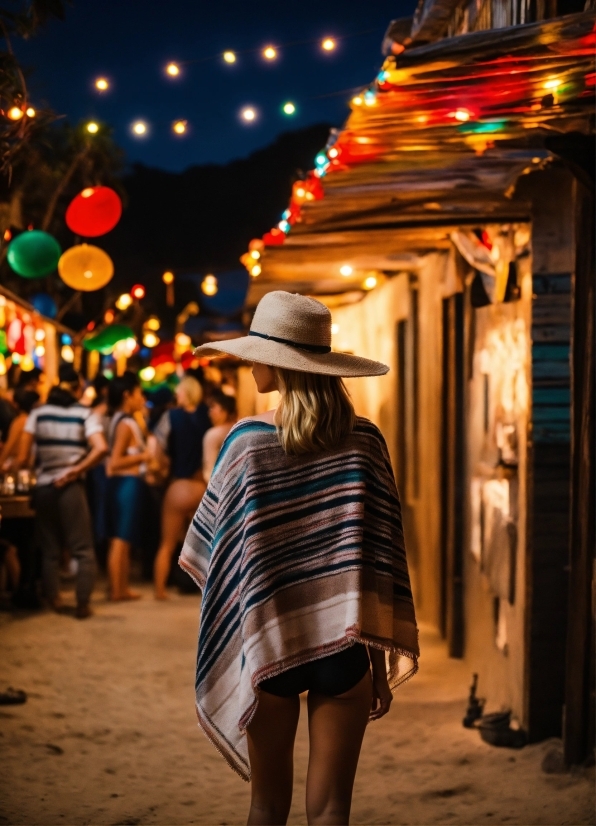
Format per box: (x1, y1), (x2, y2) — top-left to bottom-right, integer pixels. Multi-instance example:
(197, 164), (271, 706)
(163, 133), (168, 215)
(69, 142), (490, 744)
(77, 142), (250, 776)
(0, 584), (593, 826)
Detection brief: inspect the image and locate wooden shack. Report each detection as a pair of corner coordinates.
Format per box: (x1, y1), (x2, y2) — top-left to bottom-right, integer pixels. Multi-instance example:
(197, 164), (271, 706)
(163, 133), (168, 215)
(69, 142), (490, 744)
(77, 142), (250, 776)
(241, 7), (595, 763)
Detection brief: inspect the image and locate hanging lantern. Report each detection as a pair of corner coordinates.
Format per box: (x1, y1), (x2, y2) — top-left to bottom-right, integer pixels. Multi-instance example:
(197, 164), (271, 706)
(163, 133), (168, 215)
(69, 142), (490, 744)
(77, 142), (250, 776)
(7, 230), (61, 278)
(262, 228), (285, 246)
(58, 244), (114, 291)
(83, 324), (136, 354)
(30, 293), (57, 319)
(65, 186), (122, 237)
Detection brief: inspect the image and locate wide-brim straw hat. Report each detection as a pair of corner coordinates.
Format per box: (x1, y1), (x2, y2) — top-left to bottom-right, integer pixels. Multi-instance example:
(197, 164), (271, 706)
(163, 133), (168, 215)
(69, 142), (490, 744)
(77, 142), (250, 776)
(193, 290), (388, 377)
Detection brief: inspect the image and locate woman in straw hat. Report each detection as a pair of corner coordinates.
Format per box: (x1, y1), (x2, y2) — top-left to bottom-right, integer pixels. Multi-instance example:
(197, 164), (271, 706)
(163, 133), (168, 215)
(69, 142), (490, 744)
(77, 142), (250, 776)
(180, 291), (419, 825)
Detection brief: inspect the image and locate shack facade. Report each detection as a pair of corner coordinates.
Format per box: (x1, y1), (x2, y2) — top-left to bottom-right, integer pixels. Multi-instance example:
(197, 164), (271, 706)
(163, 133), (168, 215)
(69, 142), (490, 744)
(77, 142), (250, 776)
(242, 5), (595, 763)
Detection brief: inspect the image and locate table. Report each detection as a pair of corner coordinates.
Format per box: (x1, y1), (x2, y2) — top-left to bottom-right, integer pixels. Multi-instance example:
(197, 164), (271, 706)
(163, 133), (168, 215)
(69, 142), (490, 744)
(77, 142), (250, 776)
(0, 495), (35, 519)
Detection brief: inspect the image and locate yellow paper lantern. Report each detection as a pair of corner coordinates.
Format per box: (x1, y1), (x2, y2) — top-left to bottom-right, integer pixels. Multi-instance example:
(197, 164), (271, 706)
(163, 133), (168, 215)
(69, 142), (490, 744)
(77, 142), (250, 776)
(58, 244), (114, 291)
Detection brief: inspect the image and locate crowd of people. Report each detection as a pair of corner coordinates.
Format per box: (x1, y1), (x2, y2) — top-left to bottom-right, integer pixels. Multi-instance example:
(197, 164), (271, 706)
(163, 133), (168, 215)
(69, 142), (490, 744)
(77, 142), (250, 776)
(0, 362), (237, 617)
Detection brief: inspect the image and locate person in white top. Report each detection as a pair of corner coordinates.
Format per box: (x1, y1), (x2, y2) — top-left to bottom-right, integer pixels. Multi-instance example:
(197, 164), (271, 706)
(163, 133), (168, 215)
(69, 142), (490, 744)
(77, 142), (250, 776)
(202, 389), (237, 483)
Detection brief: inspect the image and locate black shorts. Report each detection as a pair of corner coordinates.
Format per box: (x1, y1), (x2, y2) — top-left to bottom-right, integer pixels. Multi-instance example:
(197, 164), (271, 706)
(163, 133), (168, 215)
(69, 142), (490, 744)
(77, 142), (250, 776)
(259, 643), (370, 698)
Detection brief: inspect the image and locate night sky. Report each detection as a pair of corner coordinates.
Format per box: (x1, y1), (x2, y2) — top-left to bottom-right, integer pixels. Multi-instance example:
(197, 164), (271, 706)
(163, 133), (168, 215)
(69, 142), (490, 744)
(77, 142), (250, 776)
(17, 0), (416, 172)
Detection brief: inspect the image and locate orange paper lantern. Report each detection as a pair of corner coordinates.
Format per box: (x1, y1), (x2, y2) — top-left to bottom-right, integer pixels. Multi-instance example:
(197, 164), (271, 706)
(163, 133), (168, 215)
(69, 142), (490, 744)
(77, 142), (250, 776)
(58, 244), (114, 291)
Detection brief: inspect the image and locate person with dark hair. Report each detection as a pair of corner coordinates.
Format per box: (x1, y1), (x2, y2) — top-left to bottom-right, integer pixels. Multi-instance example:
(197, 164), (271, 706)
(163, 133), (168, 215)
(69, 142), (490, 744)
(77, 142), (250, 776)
(106, 371), (150, 601)
(0, 388), (39, 471)
(202, 389), (237, 483)
(16, 364), (108, 619)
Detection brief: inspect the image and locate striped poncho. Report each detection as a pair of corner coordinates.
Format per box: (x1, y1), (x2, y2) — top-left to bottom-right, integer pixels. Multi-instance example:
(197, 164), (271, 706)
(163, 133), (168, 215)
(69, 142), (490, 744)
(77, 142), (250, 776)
(180, 416), (419, 781)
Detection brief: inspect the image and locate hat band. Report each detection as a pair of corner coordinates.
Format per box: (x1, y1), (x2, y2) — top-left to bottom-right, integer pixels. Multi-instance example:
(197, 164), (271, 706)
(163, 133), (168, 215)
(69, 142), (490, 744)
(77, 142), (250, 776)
(249, 330), (331, 355)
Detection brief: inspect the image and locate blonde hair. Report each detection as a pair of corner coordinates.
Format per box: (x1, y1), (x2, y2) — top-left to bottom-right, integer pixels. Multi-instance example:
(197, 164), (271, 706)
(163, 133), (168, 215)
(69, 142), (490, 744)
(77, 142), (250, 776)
(274, 368), (355, 456)
(176, 376), (202, 408)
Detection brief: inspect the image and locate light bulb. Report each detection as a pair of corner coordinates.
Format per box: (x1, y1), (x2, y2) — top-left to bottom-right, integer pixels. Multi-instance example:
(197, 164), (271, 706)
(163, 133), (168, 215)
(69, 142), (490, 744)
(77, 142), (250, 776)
(251, 264), (261, 277)
(175, 332), (191, 348)
(331, 323), (340, 334)
(322, 38), (336, 51)
(34, 328), (45, 341)
(139, 366), (156, 382)
(241, 107), (256, 122)
(363, 275), (377, 290)
(328, 147), (339, 158)
(145, 316), (160, 331)
(142, 332), (159, 348)
(453, 109), (471, 122)
(7, 106), (23, 121)
(115, 293), (133, 310)
(131, 284), (145, 300)
(352, 95), (363, 106)
(86, 121), (99, 134)
(35, 344), (45, 357)
(25, 107), (35, 117)
(250, 249), (260, 260)
(95, 77), (109, 91)
(61, 345), (75, 363)
(340, 265), (353, 277)
(223, 51), (236, 63)
(201, 275), (218, 296)
(132, 120), (148, 136)
(166, 62), (180, 77)
(263, 46), (277, 60)
(282, 102), (296, 115)
(172, 120), (187, 135)
(162, 271), (174, 285)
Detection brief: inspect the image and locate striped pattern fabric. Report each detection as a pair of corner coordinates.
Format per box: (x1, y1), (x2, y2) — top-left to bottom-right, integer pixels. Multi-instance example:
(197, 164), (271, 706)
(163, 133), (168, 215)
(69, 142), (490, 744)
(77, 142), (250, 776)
(25, 404), (103, 486)
(180, 417), (419, 781)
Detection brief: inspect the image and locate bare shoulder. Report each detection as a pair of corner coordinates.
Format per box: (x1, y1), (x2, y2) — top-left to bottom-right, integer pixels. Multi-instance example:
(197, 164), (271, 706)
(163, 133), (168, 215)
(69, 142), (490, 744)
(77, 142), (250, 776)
(241, 411), (276, 425)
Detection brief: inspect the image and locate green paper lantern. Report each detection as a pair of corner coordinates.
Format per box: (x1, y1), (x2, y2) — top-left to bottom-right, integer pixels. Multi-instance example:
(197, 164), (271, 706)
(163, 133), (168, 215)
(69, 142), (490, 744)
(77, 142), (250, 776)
(83, 324), (135, 355)
(7, 230), (61, 278)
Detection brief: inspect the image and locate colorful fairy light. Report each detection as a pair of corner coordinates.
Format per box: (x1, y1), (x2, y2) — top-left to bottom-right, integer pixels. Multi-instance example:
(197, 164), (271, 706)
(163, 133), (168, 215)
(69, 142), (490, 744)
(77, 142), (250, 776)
(172, 120), (187, 134)
(145, 316), (161, 331)
(263, 46), (277, 60)
(86, 121), (99, 133)
(162, 271), (174, 285)
(340, 265), (353, 276)
(282, 102), (296, 115)
(142, 332), (159, 348)
(139, 366), (156, 382)
(223, 51), (236, 64)
(322, 38), (336, 51)
(95, 77), (109, 91)
(7, 106), (23, 121)
(25, 107), (35, 117)
(166, 62), (180, 77)
(104, 309), (115, 324)
(131, 284), (146, 300)
(115, 293), (133, 310)
(328, 147), (339, 159)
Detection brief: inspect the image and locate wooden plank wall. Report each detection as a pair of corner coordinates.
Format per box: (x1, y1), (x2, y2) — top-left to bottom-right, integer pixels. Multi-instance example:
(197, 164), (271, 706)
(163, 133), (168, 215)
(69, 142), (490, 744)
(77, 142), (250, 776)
(524, 166), (574, 741)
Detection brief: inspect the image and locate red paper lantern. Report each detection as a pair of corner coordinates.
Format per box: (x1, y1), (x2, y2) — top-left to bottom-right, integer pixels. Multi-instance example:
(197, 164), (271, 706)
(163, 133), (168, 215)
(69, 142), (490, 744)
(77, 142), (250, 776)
(263, 228), (285, 246)
(65, 186), (122, 237)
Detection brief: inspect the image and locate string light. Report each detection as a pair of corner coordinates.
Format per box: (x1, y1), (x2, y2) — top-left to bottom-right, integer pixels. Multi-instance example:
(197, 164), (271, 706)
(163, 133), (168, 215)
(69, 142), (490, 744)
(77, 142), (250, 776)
(250, 249), (261, 260)
(166, 62), (180, 77)
(322, 38), (336, 51)
(452, 109), (471, 122)
(25, 107), (35, 117)
(282, 102), (296, 116)
(95, 77), (109, 91)
(61, 344), (75, 363)
(34, 329), (45, 342)
(142, 332), (159, 348)
(139, 366), (156, 382)
(131, 284), (146, 300)
(251, 264), (261, 277)
(175, 332), (192, 348)
(172, 120), (187, 135)
(241, 107), (257, 122)
(263, 46), (277, 60)
(340, 265), (353, 276)
(7, 106), (23, 120)
(115, 293), (133, 310)
(223, 51), (236, 64)
(104, 309), (115, 324)
(145, 316), (160, 331)
(352, 95), (363, 106)
(363, 275), (377, 290)
(364, 90), (377, 106)
(201, 274), (218, 296)
(328, 147), (339, 158)
(331, 323), (340, 334)
(162, 271), (174, 285)
(131, 120), (148, 136)
(35, 344), (45, 357)
(86, 121), (99, 133)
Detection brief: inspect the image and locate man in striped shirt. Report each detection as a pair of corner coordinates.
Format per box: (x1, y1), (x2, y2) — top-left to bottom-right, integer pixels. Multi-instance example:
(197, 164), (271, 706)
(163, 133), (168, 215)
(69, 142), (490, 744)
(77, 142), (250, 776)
(18, 365), (108, 618)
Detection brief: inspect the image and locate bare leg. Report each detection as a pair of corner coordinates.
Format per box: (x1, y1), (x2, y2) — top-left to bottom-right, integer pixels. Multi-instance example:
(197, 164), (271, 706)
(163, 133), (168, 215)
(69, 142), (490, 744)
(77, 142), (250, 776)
(154, 479), (205, 599)
(305, 671), (372, 825)
(120, 546), (141, 600)
(246, 690), (300, 825)
(108, 537), (130, 600)
(4, 544), (20, 591)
